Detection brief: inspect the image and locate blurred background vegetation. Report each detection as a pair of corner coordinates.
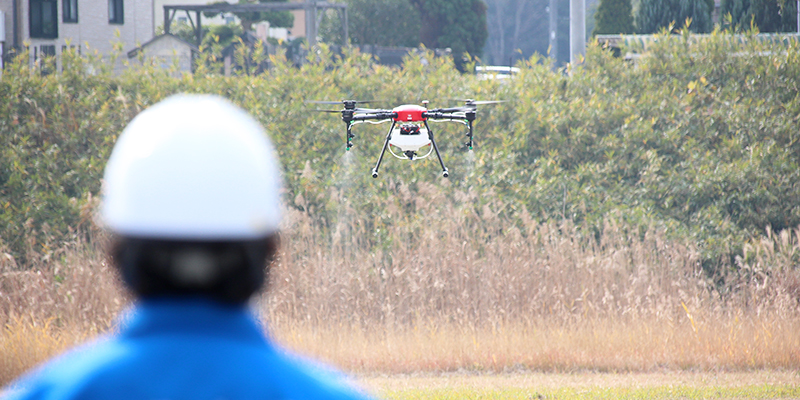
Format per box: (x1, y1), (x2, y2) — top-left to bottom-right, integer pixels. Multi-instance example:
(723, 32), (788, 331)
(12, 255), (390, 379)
(1, 29), (799, 284)
(2, 29), (800, 382)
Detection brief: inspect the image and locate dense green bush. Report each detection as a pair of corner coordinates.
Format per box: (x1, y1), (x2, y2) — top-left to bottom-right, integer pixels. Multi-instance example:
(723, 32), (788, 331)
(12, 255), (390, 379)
(319, 0), (422, 47)
(1, 32), (798, 276)
(636, 0), (713, 33)
(720, 0), (798, 33)
(593, 0), (634, 35)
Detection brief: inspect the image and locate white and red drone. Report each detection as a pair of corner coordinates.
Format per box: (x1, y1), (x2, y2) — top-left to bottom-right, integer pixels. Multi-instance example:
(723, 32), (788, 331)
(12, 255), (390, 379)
(309, 99), (503, 178)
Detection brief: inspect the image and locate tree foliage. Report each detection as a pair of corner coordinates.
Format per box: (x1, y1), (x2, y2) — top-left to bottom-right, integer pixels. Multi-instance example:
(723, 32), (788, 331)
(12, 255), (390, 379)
(319, 0), (421, 47)
(483, 0), (592, 67)
(155, 21), (201, 44)
(593, 0), (634, 35)
(409, 0), (488, 71)
(483, 0), (550, 66)
(203, 24), (246, 49)
(636, 0), (713, 33)
(720, 0), (798, 32)
(205, 0), (294, 32)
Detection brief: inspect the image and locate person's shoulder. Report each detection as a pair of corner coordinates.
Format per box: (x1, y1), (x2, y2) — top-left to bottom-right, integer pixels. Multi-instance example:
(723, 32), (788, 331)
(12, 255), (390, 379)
(264, 349), (375, 400)
(2, 335), (129, 400)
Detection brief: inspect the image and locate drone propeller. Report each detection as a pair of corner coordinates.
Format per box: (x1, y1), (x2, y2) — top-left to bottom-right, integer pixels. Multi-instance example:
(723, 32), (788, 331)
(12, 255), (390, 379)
(436, 99), (507, 113)
(306, 100), (344, 105)
(467, 100), (507, 105)
(310, 107), (385, 114)
(449, 99), (508, 106)
(311, 109), (345, 113)
(305, 100), (377, 106)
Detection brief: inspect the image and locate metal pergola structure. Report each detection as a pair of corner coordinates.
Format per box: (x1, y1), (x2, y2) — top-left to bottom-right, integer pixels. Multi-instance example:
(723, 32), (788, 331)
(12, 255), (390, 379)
(163, 2), (348, 47)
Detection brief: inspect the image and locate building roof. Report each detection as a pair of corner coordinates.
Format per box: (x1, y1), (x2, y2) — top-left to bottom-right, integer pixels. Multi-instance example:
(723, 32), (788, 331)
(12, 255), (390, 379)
(127, 33), (200, 58)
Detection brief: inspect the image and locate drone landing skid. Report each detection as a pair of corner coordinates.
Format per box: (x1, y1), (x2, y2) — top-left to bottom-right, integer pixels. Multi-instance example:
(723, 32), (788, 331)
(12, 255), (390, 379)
(371, 121), (449, 179)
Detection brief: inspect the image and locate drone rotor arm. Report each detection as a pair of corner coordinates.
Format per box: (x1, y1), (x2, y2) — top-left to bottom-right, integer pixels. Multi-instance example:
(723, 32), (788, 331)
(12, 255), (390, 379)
(352, 112), (398, 121)
(422, 112), (467, 120)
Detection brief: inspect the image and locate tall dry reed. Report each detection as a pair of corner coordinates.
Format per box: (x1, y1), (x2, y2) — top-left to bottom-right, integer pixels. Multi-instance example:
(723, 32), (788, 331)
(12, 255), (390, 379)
(0, 233), (128, 383)
(2, 184), (799, 385)
(265, 182), (799, 327)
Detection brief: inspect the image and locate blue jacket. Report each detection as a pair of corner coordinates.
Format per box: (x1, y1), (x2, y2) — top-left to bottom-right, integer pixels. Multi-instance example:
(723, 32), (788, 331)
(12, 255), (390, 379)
(5, 299), (374, 400)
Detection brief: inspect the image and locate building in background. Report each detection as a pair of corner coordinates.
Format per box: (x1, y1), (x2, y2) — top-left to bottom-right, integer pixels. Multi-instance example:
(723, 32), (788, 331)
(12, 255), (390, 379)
(127, 32), (197, 72)
(0, 0), (155, 70)
(1, 9), (5, 70)
(155, 0), (306, 44)
(154, 0), (236, 31)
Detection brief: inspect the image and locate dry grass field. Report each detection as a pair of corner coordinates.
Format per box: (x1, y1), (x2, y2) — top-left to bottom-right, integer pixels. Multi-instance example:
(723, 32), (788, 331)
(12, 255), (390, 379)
(2, 190), (799, 391)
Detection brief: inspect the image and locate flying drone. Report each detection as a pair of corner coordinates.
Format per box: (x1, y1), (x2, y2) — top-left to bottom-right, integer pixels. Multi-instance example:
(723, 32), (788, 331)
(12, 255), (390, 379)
(309, 99), (503, 178)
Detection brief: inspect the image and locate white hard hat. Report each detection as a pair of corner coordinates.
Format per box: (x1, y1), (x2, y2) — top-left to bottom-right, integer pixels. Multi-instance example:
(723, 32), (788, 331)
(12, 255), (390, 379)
(102, 94), (282, 240)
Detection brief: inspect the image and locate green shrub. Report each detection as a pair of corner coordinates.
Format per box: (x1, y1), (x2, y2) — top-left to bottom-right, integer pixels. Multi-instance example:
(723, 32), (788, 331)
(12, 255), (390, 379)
(1, 34), (798, 280)
(721, 0), (798, 33)
(636, 0), (713, 33)
(593, 0), (634, 35)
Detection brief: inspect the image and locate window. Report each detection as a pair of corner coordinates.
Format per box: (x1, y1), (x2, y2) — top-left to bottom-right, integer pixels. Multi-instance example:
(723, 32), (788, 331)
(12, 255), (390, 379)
(62, 44), (81, 55)
(37, 44), (56, 75)
(108, 0), (123, 24)
(30, 0), (58, 38)
(63, 0), (78, 23)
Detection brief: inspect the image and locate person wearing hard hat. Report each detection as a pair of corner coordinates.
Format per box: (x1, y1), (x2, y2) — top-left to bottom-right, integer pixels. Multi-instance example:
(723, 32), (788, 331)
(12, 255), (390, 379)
(5, 95), (374, 400)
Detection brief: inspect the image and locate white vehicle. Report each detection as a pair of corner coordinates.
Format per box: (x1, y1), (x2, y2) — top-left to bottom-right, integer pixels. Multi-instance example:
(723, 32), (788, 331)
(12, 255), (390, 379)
(475, 65), (520, 80)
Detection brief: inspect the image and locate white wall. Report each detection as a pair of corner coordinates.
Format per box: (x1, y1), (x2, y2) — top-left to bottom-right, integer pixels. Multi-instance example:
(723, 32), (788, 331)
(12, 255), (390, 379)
(3, 0), (154, 60)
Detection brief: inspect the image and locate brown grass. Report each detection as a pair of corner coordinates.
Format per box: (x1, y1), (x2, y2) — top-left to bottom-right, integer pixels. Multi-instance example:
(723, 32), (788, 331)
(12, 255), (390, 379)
(274, 312), (800, 374)
(0, 235), (127, 383)
(2, 183), (799, 386)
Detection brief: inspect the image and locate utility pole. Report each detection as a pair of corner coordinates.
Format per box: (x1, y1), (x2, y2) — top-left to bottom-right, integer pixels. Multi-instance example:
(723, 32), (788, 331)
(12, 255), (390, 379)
(305, 2), (318, 46)
(548, 0), (558, 62)
(569, 0), (585, 64)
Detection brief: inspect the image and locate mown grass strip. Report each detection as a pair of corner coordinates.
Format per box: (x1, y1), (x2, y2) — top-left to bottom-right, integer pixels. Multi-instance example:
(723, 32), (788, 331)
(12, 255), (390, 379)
(379, 384), (800, 400)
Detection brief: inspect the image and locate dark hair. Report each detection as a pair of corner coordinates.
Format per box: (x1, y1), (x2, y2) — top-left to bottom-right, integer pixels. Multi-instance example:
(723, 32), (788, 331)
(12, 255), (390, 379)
(110, 234), (280, 304)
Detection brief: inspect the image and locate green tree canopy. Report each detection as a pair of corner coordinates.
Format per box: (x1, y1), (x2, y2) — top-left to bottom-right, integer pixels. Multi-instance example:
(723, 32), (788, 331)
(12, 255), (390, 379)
(721, 0), (798, 32)
(410, 0), (488, 71)
(203, 24), (245, 49)
(636, 0), (712, 33)
(205, 0), (294, 32)
(593, 0), (634, 35)
(319, 0), (421, 47)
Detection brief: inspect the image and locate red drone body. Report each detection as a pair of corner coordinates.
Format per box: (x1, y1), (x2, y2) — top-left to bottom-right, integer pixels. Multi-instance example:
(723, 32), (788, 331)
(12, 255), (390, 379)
(392, 104), (427, 122)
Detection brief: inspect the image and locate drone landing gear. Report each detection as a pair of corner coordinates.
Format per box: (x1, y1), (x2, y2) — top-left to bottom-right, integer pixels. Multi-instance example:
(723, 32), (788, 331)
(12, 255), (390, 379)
(425, 121), (449, 178)
(371, 122), (395, 179)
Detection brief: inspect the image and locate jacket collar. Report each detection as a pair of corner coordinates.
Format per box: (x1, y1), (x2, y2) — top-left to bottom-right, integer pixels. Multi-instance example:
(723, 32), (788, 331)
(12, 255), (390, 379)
(118, 297), (270, 346)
